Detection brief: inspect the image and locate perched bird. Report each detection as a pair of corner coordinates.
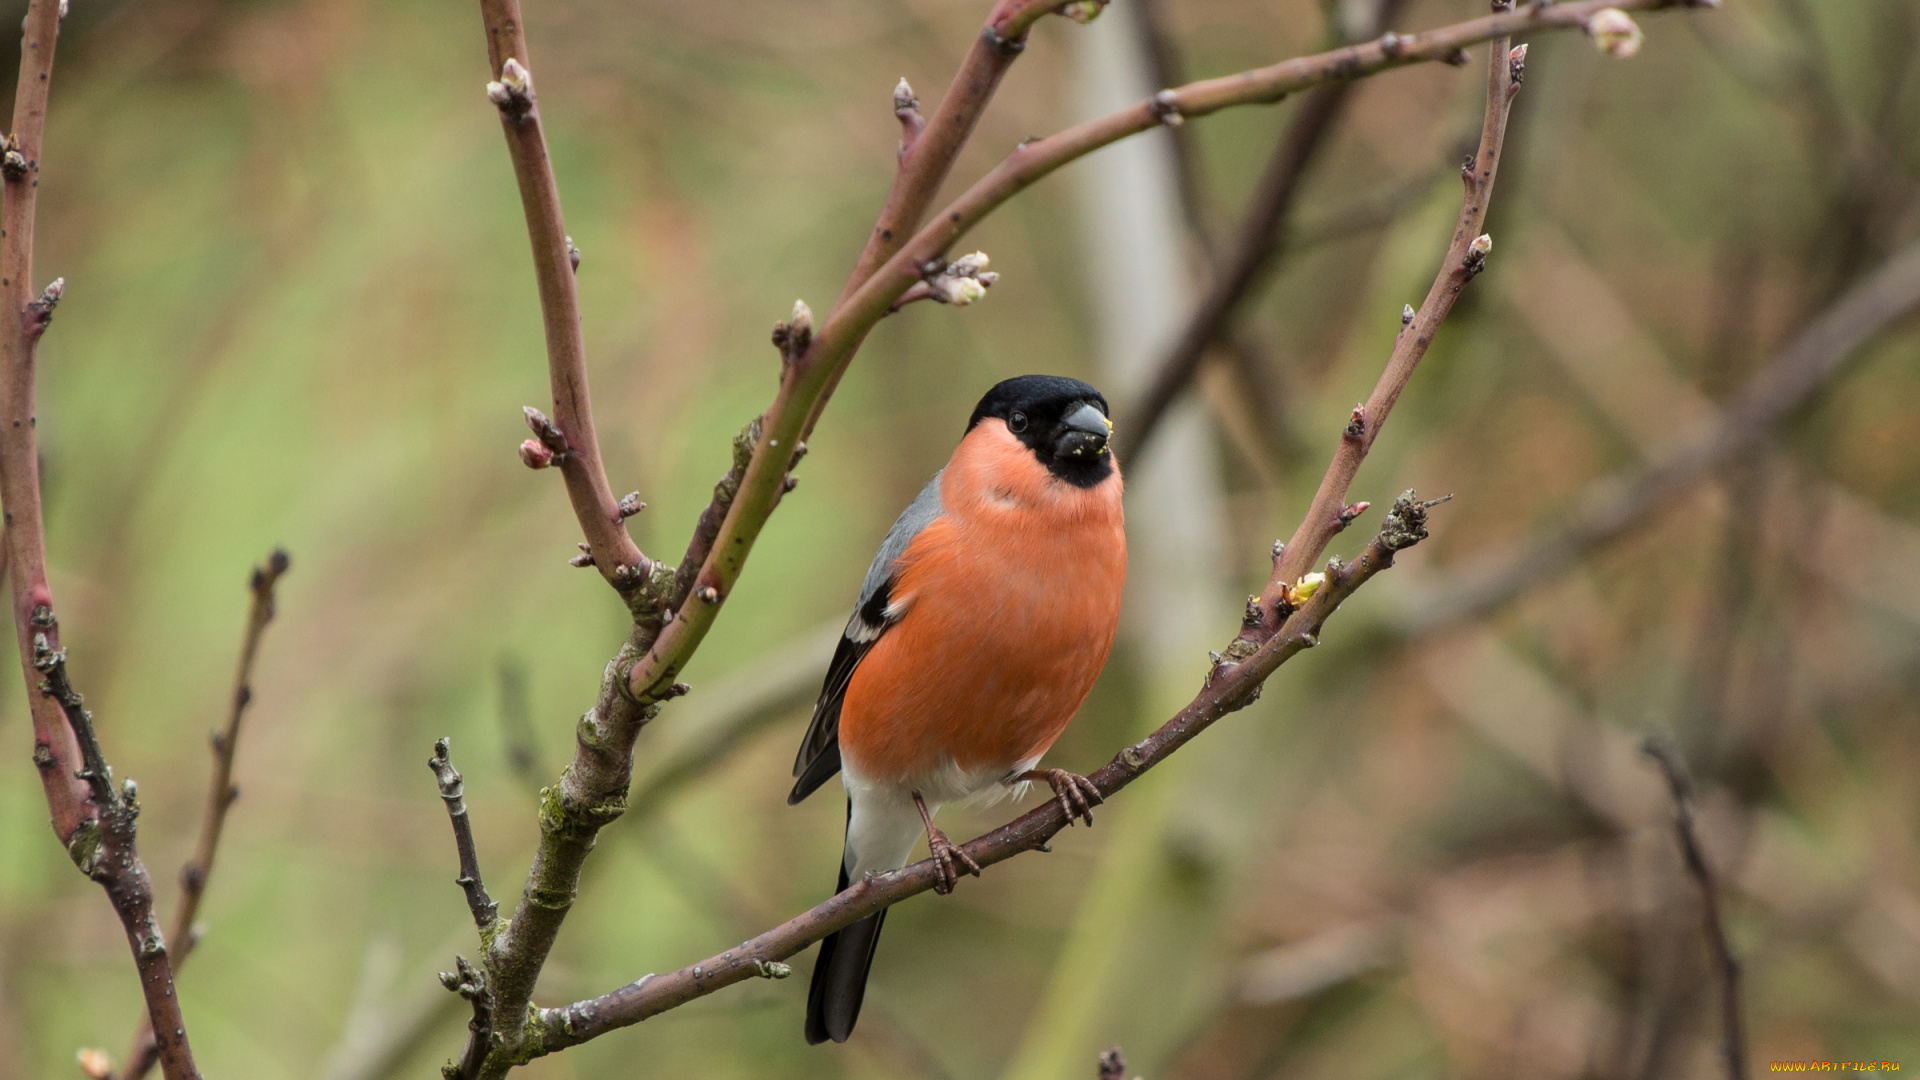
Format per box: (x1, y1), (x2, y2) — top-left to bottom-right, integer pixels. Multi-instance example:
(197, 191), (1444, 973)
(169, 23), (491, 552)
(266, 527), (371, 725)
(790, 374), (1127, 1044)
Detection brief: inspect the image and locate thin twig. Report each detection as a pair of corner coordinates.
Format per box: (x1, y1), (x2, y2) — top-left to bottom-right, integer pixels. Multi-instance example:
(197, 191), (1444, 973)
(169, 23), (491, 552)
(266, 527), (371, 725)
(118, 549), (291, 1080)
(1208, 26), (1523, 670)
(478, 0), (649, 599)
(0, 3), (202, 1077)
(1640, 738), (1748, 1080)
(498, 496), (1442, 1059)
(1120, 0), (1413, 461)
(430, 739), (500, 937)
(1403, 238), (1920, 632)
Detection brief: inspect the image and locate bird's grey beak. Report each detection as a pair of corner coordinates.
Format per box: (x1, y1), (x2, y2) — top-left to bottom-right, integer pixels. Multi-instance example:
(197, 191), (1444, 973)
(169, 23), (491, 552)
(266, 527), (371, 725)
(1056, 402), (1112, 459)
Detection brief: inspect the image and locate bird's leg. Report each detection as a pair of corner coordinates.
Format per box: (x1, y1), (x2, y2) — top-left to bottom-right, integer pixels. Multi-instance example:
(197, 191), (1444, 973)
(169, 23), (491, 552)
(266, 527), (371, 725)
(1017, 768), (1103, 827)
(913, 791), (981, 895)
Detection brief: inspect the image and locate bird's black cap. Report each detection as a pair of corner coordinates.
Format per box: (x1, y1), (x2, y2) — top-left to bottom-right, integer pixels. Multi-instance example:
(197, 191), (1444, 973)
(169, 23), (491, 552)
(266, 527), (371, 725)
(967, 375), (1115, 488)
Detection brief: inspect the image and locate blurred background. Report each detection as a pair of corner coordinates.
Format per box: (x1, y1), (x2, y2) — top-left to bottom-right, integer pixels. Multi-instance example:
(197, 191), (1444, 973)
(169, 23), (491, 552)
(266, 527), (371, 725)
(0, 0), (1916, 1076)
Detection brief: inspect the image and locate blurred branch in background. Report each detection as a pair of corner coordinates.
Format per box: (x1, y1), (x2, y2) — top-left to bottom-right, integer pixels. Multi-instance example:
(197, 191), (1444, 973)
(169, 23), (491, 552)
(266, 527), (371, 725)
(1641, 737), (1748, 1080)
(1402, 238), (1920, 632)
(117, 551), (290, 1080)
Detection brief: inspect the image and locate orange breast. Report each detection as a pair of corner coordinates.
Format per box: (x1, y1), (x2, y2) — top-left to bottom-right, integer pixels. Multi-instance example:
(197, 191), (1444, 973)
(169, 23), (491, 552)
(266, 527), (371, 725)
(837, 420), (1126, 786)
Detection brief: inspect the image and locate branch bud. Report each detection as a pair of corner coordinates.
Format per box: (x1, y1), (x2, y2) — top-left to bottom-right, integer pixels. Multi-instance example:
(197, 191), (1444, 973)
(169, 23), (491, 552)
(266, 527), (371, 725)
(0, 134), (24, 180)
(485, 57), (535, 118)
(1149, 89), (1185, 127)
(1463, 233), (1492, 276)
(1586, 9), (1644, 58)
(772, 299), (814, 360)
(1400, 303), (1415, 327)
(1509, 44), (1528, 89)
(519, 439), (555, 470)
(26, 277), (62, 334)
(77, 1050), (111, 1080)
(1059, 0), (1108, 24)
(617, 492), (645, 519)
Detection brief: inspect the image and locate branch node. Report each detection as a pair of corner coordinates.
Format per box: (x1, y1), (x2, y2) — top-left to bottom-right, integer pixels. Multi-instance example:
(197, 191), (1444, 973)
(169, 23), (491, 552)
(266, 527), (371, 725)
(1401, 303), (1416, 327)
(1508, 43), (1529, 89)
(1378, 32), (1404, 58)
(485, 57), (535, 119)
(980, 25), (1026, 57)
(892, 252), (999, 312)
(1243, 595), (1263, 628)
(696, 586), (719, 604)
(1334, 500), (1371, 532)
(1442, 46), (1471, 66)
(1149, 89), (1186, 128)
(1098, 1047), (1129, 1080)
(565, 236), (580, 273)
(569, 543), (595, 568)
(1344, 404), (1367, 441)
(616, 492), (645, 519)
(1380, 489), (1449, 551)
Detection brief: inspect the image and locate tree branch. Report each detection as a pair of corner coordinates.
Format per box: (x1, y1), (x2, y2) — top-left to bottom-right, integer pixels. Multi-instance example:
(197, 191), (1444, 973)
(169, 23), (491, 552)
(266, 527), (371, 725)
(478, 0), (649, 600)
(502, 494), (1442, 1060)
(626, 0), (1702, 700)
(0, 3), (201, 1078)
(1403, 237), (1920, 632)
(1119, 0), (1412, 461)
(430, 739), (500, 938)
(457, 3), (1710, 1071)
(118, 550), (291, 1080)
(1640, 737), (1748, 1080)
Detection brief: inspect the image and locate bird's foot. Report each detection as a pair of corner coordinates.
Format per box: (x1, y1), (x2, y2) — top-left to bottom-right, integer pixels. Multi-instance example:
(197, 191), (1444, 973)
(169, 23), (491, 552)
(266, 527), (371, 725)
(913, 792), (981, 895)
(1019, 768), (1103, 827)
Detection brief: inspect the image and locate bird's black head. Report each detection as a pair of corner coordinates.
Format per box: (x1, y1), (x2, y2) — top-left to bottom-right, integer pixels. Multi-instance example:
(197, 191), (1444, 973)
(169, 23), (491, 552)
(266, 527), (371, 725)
(967, 375), (1115, 489)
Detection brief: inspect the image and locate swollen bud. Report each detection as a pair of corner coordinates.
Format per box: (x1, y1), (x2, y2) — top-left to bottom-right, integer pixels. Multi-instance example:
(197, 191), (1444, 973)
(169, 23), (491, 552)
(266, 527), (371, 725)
(1587, 8), (1644, 58)
(519, 439), (555, 469)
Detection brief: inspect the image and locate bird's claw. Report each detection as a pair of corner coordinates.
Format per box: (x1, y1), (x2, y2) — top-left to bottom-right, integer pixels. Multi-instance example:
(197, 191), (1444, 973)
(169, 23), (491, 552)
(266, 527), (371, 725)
(1025, 768), (1103, 827)
(926, 826), (982, 895)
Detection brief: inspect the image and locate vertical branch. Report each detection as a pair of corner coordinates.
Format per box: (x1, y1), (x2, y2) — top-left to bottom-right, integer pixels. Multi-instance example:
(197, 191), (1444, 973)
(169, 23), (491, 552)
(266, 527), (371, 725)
(118, 550), (291, 1080)
(1642, 738), (1748, 1080)
(0, 0), (88, 847)
(1249, 26), (1524, 640)
(0, 3), (201, 1078)
(478, 0), (649, 596)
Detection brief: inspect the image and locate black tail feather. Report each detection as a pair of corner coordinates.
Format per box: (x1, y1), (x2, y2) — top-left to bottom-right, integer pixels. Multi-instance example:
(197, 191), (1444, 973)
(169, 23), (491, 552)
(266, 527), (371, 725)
(806, 801), (885, 1044)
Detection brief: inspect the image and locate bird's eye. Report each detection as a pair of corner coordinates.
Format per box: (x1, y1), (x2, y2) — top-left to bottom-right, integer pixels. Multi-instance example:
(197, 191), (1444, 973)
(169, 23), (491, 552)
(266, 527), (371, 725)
(1008, 411), (1028, 433)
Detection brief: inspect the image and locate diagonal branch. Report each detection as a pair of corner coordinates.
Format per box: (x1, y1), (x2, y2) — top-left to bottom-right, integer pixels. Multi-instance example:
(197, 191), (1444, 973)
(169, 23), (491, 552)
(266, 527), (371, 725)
(1119, 0), (1412, 460)
(504, 495), (1443, 1059)
(0, 3), (202, 1078)
(118, 550), (291, 1080)
(478, 0), (649, 599)
(1403, 237), (1920, 632)
(624, 0), (1703, 703)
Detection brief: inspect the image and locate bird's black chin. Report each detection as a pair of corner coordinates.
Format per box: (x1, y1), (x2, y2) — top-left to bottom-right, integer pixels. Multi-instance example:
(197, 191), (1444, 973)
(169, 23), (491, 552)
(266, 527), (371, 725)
(1044, 440), (1113, 488)
(1054, 429), (1108, 460)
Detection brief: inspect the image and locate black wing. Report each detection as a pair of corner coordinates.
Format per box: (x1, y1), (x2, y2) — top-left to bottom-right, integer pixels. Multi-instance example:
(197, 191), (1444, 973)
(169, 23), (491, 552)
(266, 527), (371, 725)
(788, 474), (945, 805)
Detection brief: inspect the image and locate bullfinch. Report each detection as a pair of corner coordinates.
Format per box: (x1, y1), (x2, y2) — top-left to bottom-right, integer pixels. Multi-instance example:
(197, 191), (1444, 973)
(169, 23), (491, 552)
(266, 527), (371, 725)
(788, 374), (1127, 1044)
